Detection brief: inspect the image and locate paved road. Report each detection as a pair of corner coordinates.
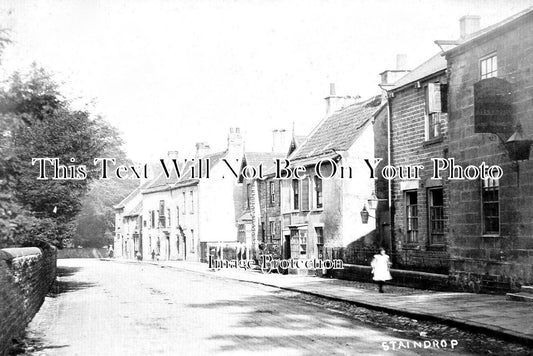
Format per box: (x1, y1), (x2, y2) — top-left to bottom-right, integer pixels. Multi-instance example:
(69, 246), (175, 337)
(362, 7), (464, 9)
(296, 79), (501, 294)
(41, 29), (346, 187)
(21, 259), (467, 356)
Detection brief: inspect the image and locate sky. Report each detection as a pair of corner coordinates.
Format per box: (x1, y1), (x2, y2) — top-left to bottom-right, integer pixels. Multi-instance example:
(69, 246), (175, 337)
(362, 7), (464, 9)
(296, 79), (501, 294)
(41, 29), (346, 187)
(0, 0), (531, 162)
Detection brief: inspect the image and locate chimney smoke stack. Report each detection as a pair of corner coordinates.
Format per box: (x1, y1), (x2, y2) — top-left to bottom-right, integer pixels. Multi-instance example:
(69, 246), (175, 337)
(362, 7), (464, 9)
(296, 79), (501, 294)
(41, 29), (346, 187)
(396, 54), (408, 70)
(195, 142), (210, 158)
(167, 151), (179, 160)
(460, 15), (480, 39)
(329, 83), (336, 96)
(324, 83), (358, 116)
(272, 129), (288, 153)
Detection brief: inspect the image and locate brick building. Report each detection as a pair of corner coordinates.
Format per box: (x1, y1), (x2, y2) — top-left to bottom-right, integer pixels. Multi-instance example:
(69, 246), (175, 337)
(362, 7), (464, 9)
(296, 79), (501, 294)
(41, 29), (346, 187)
(238, 151), (286, 260)
(444, 8), (533, 292)
(236, 129), (291, 260)
(378, 51), (451, 274)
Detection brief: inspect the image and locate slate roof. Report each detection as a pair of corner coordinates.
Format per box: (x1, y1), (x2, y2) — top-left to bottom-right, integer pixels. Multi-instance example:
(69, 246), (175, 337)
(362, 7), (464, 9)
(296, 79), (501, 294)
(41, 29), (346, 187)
(124, 201), (142, 217)
(240, 152), (286, 180)
(114, 186), (141, 210)
(389, 53), (447, 91)
(243, 152), (285, 172)
(293, 135), (307, 146)
(287, 134), (307, 156)
(143, 150), (227, 193)
(290, 95), (382, 161)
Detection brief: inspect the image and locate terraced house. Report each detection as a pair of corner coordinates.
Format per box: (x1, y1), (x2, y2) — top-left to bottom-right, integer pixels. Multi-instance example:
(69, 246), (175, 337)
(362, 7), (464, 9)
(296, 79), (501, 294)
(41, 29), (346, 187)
(113, 185), (144, 259)
(282, 87), (382, 273)
(114, 128), (245, 262)
(378, 48), (451, 275)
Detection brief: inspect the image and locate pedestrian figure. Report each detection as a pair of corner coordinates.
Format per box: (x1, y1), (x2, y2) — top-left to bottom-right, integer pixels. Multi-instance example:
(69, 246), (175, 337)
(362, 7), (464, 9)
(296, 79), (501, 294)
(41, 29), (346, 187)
(108, 246), (114, 258)
(136, 251), (142, 261)
(151, 250), (156, 261)
(371, 247), (392, 293)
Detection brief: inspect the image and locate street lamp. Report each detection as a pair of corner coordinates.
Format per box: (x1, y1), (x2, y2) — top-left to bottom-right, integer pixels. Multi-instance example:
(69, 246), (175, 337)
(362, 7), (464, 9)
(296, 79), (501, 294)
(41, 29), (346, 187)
(367, 191), (380, 210)
(505, 123), (532, 161)
(362, 191), (388, 224)
(360, 205), (370, 224)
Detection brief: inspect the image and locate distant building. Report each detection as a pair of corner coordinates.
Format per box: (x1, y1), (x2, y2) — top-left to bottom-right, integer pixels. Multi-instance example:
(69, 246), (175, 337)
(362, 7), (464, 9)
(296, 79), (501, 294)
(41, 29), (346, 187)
(140, 128), (244, 262)
(237, 129), (290, 260)
(115, 128), (245, 262)
(113, 187), (144, 259)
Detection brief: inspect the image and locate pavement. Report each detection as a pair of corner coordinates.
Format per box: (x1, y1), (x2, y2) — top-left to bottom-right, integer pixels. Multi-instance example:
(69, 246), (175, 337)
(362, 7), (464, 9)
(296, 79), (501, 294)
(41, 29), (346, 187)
(111, 258), (533, 347)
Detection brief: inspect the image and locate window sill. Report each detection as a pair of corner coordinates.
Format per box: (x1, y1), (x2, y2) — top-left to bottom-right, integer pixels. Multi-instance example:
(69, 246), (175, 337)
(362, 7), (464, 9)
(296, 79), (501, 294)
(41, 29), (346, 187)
(402, 243), (421, 250)
(482, 234), (500, 238)
(427, 244), (446, 251)
(422, 136), (444, 147)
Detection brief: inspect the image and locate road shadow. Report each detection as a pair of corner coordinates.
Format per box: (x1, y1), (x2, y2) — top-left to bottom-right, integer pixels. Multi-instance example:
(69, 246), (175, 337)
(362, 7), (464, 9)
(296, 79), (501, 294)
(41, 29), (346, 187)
(185, 293), (383, 355)
(56, 265), (80, 278)
(8, 335), (69, 355)
(48, 266), (95, 297)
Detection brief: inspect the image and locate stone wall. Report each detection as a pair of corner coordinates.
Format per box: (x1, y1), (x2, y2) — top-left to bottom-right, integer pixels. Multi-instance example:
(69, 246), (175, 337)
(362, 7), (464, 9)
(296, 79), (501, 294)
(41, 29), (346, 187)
(445, 11), (533, 292)
(0, 247), (57, 355)
(57, 247), (108, 259)
(328, 264), (450, 291)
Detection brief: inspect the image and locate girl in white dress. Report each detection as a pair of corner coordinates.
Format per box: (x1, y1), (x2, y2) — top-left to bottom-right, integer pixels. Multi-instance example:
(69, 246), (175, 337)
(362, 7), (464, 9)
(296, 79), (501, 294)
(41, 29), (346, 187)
(371, 247), (392, 293)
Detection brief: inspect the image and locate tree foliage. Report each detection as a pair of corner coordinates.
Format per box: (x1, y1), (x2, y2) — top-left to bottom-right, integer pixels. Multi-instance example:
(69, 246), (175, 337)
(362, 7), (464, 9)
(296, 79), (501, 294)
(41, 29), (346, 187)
(74, 178), (137, 248)
(0, 64), (128, 248)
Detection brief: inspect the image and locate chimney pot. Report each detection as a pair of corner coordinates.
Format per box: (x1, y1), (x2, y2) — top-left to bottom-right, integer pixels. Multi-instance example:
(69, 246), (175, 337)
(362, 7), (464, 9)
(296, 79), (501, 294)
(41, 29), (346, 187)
(167, 151), (179, 160)
(396, 54), (408, 70)
(272, 128), (288, 153)
(329, 83), (336, 96)
(195, 142), (210, 158)
(460, 15), (481, 39)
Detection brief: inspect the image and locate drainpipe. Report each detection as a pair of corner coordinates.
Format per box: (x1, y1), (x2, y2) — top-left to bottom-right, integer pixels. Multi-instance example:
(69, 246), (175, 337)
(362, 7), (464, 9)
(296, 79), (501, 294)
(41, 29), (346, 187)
(386, 94), (394, 254)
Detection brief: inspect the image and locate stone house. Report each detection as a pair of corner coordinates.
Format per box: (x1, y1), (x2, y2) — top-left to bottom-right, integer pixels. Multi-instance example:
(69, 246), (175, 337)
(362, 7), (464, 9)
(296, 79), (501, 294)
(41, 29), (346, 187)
(378, 49), (451, 274)
(444, 8), (533, 292)
(115, 128), (245, 262)
(236, 130), (290, 260)
(113, 186), (144, 259)
(281, 88), (382, 272)
(140, 161), (202, 262)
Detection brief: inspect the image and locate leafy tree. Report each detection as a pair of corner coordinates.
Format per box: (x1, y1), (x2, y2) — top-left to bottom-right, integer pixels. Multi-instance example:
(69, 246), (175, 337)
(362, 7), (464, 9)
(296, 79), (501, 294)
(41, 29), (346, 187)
(74, 177), (137, 248)
(0, 64), (125, 248)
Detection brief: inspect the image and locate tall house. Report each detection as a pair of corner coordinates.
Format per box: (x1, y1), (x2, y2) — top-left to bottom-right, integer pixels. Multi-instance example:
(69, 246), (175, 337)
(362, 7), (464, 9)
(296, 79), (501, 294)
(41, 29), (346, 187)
(237, 146), (287, 260)
(381, 50), (451, 274)
(444, 8), (533, 292)
(136, 128), (244, 262)
(282, 88), (382, 273)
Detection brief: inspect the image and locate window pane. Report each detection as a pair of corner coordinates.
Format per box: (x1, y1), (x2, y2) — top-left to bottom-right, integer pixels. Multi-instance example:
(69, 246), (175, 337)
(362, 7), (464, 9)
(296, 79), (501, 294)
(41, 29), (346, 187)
(406, 191), (418, 243)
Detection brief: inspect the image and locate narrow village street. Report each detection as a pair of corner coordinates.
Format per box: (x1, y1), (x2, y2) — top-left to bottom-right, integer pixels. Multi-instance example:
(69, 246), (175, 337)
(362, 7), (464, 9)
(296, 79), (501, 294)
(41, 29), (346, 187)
(9, 259), (528, 356)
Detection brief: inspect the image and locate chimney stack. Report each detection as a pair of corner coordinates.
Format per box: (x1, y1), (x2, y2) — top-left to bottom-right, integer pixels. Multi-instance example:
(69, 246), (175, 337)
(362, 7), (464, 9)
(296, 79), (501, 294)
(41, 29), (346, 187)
(195, 142), (210, 158)
(227, 127), (244, 159)
(324, 83), (358, 116)
(167, 151), (179, 160)
(272, 129), (288, 153)
(329, 83), (336, 96)
(460, 15), (480, 39)
(379, 54), (411, 91)
(396, 54), (409, 70)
